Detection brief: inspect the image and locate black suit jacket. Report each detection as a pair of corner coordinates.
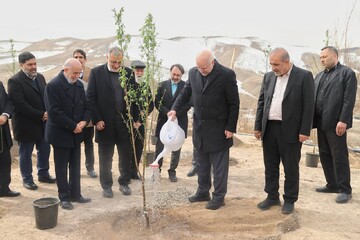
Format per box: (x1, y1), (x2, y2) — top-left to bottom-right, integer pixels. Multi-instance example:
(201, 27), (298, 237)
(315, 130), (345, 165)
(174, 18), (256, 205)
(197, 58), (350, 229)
(8, 70), (47, 142)
(172, 60), (240, 153)
(313, 63), (357, 130)
(44, 71), (90, 148)
(87, 63), (135, 144)
(0, 82), (13, 149)
(155, 79), (190, 138)
(254, 65), (315, 143)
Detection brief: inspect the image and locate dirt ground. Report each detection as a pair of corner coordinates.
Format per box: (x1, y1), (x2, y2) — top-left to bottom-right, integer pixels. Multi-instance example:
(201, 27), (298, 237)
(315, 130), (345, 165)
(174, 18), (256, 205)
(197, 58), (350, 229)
(1, 131), (360, 240)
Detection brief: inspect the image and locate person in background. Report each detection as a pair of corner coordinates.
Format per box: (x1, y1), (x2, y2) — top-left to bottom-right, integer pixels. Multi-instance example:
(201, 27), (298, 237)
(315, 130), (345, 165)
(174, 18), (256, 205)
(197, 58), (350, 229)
(87, 47), (136, 198)
(0, 81), (20, 198)
(155, 64), (191, 182)
(313, 46), (357, 204)
(130, 60), (154, 180)
(73, 49), (97, 178)
(44, 58), (91, 210)
(254, 48), (314, 214)
(8, 52), (55, 191)
(187, 147), (198, 177)
(168, 50), (240, 210)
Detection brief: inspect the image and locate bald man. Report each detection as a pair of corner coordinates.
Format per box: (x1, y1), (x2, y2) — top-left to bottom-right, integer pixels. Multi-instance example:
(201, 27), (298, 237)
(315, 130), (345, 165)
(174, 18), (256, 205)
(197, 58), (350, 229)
(168, 50), (240, 210)
(44, 58), (91, 210)
(254, 48), (314, 214)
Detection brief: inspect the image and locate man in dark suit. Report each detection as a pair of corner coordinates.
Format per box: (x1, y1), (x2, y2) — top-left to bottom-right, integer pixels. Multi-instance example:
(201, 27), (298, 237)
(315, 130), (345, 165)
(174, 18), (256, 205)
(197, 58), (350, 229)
(8, 52), (55, 191)
(155, 64), (191, 182)
(87, 47), (136, 198)
(44, 58), (91, 210)
(254, 48), (315, 214)
(168, 50), (240, 210)
(73, 49), (97, 179)
(313, 46), (357, 204)
(0, 81), (20, 198)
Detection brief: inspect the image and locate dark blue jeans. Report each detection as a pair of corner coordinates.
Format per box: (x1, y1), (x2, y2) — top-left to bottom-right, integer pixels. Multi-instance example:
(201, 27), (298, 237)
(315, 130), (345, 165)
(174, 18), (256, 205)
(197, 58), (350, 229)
(19, 137), (50, 183)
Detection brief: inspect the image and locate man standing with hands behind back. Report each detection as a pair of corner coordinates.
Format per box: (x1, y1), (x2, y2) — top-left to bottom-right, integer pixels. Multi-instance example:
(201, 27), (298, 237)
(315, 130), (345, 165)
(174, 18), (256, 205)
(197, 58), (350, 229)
(8, 52), (55, 191)
(254, 48), (314, 214)
(313, 46), (357, 204)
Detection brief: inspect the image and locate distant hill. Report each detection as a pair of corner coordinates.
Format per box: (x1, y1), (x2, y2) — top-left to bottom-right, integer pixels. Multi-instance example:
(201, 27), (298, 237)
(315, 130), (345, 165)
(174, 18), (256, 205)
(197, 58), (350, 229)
(0, 36), (359, 117)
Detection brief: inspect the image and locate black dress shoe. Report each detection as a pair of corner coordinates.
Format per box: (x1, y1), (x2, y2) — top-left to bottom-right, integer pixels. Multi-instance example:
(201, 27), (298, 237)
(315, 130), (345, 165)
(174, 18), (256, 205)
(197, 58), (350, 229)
(188, 193), (211, 203)
(281, 202), (294, 214)
(187, 166), (197, 177)
(119, 185), (131, 196)
(0, 190), (21, 197)
(169, 174), (178, 182)
(23, 182), (38, 190)
(205, 199), (225, 210)
(103, 188), (113, 198)
(315, 186), (340, 193)
(87, 170), (98, 178)
(38, 175), (56, 184)
(60, 201), (74, 210)
(336, 193), (352, 203)
(257, 198), (281, 210)
(70, 196), (91, 203)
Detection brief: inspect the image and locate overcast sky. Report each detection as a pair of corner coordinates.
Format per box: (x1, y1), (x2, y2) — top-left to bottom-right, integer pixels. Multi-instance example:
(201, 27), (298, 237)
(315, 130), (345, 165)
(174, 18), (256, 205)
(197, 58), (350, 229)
(1, 0), (359, 49)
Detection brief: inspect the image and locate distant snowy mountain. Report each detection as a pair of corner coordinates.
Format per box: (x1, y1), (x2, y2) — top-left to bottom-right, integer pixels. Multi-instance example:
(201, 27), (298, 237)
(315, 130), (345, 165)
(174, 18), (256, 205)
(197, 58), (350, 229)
(0, 36), (359, 114)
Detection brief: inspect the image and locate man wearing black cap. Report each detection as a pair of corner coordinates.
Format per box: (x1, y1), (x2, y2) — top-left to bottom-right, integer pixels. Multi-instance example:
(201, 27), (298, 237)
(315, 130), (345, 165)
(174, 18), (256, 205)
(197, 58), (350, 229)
(8, 52), (55, 191)
(130, 60), (154, 180)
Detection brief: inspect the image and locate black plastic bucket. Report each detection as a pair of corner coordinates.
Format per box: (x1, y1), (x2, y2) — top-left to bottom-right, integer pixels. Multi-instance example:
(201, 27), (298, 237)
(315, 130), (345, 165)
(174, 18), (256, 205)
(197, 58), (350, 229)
(33, 197), (60, 230)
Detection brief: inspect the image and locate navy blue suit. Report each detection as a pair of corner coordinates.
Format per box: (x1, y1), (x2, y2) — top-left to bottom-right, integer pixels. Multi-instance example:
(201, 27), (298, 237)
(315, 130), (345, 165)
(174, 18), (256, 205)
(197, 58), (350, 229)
(44, 71), (89, 201)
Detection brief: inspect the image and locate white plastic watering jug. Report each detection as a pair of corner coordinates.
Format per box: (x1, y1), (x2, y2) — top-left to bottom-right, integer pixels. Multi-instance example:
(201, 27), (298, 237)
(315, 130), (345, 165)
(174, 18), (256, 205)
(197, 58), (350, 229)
(150, 118), (185, 167)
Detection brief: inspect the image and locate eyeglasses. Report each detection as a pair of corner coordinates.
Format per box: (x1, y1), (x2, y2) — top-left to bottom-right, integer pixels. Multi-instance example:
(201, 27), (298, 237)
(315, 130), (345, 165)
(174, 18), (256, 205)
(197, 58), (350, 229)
(109, 60), (121, 65)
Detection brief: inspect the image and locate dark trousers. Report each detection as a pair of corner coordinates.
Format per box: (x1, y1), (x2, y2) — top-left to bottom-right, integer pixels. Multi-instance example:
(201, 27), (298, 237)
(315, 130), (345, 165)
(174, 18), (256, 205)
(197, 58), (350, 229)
(0, 141), (11, 193)
(130, 126), (144, 177)
(155, 139), (181, 174)
(262, 121), (301, 203)
(83, 127), (95, 171)
(98, 138), (132, 189)
(192, 147), (198, 168)
(19, 136), (51, 183)
(317, 128), (351, 194)
(197, 147), (229, 202)
(53, 145), (81, 201)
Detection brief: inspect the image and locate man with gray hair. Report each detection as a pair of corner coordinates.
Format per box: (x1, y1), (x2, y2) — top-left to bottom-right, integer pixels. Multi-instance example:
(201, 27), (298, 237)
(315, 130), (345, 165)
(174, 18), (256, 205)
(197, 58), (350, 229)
(44, 58), (91, 210)
(254, 48), (314, 214)
(87, 47), (136, 198)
